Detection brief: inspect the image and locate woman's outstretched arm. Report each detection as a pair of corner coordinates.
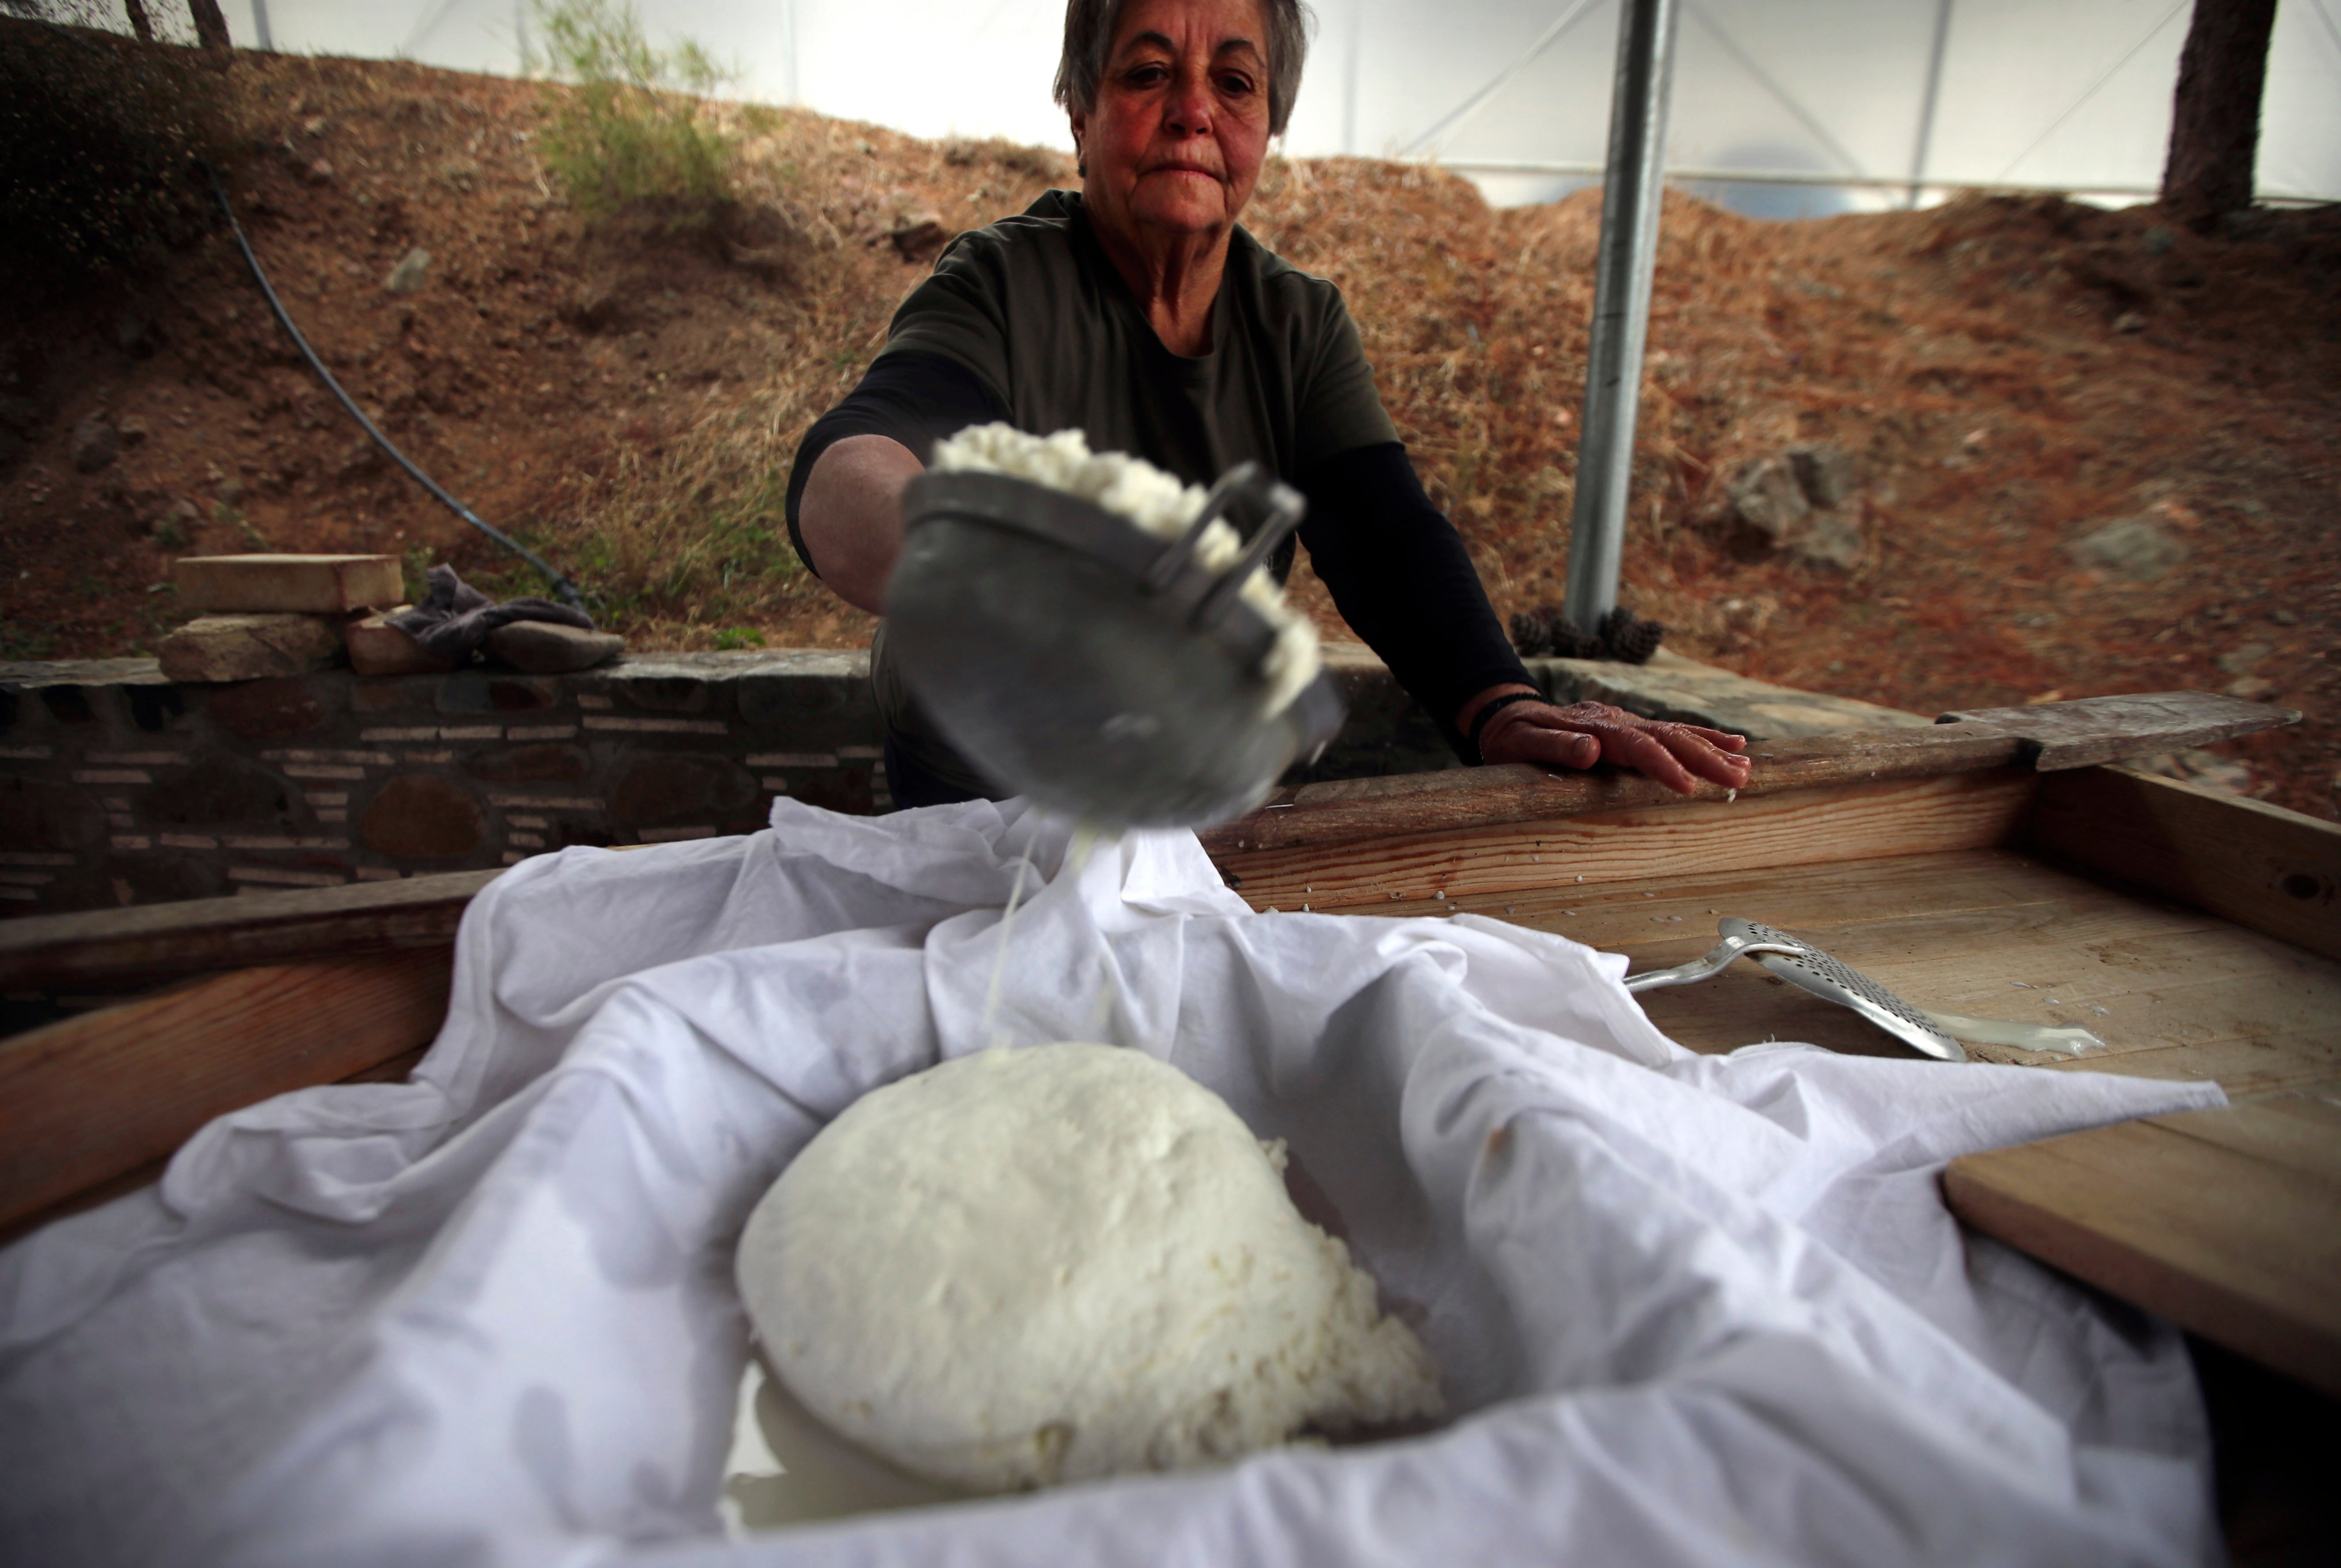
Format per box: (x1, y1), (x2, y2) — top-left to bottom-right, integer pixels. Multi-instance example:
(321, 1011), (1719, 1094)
(796, 434), (923, 615)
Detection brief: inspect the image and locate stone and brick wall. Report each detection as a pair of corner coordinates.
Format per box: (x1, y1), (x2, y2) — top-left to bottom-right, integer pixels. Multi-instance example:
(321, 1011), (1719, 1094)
(0, 644), (1458, 921)
(1, 639), (1918, 924)
(2, 651), (882, 917)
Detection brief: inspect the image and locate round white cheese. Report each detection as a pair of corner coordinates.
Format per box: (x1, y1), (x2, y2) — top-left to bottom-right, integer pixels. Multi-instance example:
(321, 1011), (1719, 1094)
(736, 1043), (1441, 1492)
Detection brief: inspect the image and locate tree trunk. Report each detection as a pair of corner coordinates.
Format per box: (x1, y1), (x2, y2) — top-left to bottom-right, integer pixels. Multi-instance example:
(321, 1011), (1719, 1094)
(2159, 0), (2279, 224)
(188, 0), (233, 53)
(122, 0), (155, 44)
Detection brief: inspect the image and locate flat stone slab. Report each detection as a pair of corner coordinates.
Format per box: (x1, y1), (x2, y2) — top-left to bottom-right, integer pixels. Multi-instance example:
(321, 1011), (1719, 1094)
(1529, 648), (1931, 740)
(173, 555), (404, 615)
(157, 614), (344, 683)
(602, 650), (869, 680)
(346, 609), (457, 678)
(0, 658), (174, 687)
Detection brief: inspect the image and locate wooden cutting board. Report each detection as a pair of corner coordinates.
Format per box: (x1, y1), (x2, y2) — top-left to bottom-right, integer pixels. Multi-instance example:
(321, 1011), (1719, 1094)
(1943, 1098), (2341, 1399)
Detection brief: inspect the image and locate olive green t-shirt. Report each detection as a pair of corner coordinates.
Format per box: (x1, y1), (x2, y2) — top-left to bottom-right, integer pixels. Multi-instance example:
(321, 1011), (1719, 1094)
(884, 189), (1396, 485)
(872, 189), (1399, 794)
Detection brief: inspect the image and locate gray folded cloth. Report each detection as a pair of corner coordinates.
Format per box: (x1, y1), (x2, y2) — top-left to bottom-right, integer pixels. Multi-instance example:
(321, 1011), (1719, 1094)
(388, 565), (595, 662)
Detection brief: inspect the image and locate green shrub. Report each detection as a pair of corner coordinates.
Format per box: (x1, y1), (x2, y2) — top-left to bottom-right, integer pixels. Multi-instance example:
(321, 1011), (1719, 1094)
(0, 617), (59, 662)
(400, 544), (438, 606)
(534, 0), (736, 228)
(0, 7), (235, 285)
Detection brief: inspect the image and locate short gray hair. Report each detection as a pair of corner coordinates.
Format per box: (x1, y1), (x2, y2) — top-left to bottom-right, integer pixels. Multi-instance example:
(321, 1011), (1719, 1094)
(1054, 0), (1312, 139)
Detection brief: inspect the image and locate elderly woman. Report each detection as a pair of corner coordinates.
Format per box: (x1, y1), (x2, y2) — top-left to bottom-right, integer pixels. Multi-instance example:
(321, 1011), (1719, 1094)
(787, 0), (1751, 808)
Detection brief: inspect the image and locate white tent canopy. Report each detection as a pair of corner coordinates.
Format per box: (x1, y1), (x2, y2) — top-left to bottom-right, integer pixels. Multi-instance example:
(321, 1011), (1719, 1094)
(228, 0), (2341, 212)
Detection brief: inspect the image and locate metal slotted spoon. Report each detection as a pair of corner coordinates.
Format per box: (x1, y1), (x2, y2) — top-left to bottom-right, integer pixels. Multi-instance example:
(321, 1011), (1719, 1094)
(1625, 918), (1964, 1061)
(1623, 917), (2103, 1063)
(1629, 922), (1975, 1067)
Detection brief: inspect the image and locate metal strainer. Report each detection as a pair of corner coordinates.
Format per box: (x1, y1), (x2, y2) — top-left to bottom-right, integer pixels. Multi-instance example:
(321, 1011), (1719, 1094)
(884, 462), (1346, 830)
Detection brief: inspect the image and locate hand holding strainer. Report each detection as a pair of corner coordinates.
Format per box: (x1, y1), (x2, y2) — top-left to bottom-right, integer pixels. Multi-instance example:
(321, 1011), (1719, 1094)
(884, 459), (1345, 831)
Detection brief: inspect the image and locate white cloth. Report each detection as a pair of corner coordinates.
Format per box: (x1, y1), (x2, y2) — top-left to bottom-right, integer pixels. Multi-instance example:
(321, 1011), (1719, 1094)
(0, 798), (2226, 1568)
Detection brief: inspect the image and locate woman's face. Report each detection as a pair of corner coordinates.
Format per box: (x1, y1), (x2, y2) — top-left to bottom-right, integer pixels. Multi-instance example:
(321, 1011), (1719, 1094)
(1072, 0), (1274, 248)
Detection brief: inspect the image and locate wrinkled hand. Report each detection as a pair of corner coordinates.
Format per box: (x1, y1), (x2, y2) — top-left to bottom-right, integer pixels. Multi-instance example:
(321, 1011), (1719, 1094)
(1479, 697), (1752, 795)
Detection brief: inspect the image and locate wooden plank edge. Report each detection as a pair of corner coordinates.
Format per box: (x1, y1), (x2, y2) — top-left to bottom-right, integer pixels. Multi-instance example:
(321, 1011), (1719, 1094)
(0, 1156), (172, 1251)
(1934, 690), (2300, 770)
(2144, 1100), (2341, 1188)
(2021, 765), (2341, 963)
(0, 867), (499, 990)
(1202, 732), (2026, 857)
(1219, 771), (2039, 912)
(0, 1041), (436, 1250)
(1206, 690), (2299, 859)
(0, 949), (453, 1233)
(1942, 1149), (2341, 1401)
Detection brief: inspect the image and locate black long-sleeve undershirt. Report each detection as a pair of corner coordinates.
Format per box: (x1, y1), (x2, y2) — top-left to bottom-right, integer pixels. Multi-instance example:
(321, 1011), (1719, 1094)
(1291, 440), (1537, 757)
(784, 350), (1536, 761)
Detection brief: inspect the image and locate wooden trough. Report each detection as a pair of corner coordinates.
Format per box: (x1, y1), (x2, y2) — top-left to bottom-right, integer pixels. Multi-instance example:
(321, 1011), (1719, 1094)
(4, 690), (2336, 1417)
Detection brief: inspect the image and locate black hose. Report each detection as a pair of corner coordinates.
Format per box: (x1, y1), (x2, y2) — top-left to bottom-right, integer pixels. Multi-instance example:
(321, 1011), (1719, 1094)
(203, 164), (585, 609)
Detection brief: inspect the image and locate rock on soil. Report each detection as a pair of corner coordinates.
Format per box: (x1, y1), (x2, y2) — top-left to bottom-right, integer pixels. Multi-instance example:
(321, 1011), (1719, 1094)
(383, 246), (431, 293)
(1726, 456), (1811, 545)
(1724, 444), (1862, 570)
(68, 415), (120, 474)
(1794, 514), (1865, 573)
(2068, 516), (2188, 582)
(1787, 444), (1855, 509)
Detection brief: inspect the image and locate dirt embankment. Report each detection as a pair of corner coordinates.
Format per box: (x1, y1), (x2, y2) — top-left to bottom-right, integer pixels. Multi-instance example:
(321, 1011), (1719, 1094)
(3, 46), (2336, 818)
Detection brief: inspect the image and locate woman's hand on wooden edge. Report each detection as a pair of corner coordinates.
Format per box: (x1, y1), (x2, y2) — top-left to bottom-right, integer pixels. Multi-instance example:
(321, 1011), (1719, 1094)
(1479, 699), (1753, 795)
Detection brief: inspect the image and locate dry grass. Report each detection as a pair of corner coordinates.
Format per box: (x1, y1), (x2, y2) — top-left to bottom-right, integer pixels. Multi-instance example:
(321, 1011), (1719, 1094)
(532, 107), (1079, 648)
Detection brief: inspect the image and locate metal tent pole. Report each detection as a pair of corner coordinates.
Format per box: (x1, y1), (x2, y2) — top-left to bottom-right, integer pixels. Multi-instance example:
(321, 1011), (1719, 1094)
(1561, 0), (1681, 632)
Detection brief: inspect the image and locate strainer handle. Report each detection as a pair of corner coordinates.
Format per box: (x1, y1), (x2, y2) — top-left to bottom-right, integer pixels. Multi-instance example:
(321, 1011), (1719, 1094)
(1144, 462), (1265, 591)
(1192, 477), (1308, 630)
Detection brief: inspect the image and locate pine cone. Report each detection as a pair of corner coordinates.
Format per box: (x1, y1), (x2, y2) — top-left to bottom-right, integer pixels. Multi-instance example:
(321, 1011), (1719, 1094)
(1598, 607), (1666, 664)
(1508, 608), (1555, 656)
(1513, 603), (1620, 660)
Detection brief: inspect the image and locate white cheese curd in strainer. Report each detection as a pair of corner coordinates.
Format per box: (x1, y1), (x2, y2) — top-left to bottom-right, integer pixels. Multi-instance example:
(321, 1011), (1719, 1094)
(930, 424), (1323, 715)
(735, 1043), (1443, 1494)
